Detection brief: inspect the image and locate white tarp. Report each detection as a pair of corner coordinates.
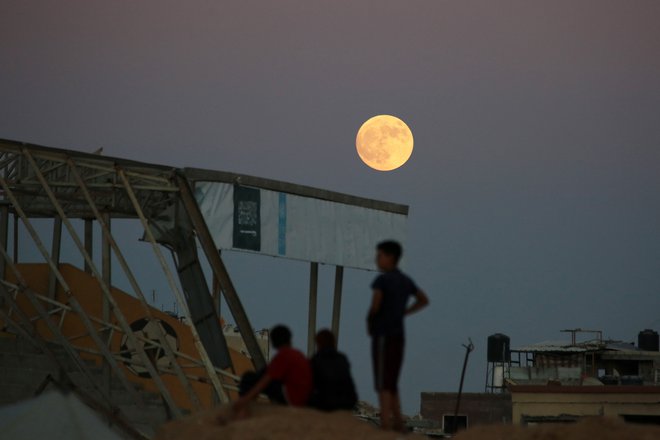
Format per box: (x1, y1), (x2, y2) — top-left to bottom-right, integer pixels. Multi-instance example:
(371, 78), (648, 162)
(0, 390), (122, 440)
(195, 182), (407, 270)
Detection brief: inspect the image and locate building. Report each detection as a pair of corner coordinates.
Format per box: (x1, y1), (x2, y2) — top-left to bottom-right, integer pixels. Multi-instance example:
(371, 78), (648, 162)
(509, 385), (660, 425)
(420, 328), (660, 434)
(506, 328), (660, 426)
(420, 392), (511, 432)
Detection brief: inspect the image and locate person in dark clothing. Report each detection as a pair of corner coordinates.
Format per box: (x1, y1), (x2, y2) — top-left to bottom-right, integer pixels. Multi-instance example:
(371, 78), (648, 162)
(309, 329), (358, 411)
(367, 240), (429, 431)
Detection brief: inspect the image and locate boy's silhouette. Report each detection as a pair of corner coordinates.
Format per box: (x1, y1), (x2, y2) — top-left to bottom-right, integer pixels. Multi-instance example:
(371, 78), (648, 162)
(367, 240), (429, 431)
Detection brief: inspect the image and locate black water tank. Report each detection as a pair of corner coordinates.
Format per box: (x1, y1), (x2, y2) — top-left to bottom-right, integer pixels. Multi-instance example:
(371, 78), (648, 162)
(487, 333), (511, 363)
(638, 329), (659, 351)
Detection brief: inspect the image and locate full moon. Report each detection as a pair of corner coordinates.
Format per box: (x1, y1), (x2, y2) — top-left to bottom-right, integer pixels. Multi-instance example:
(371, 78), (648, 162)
(355, 115), (414, 171)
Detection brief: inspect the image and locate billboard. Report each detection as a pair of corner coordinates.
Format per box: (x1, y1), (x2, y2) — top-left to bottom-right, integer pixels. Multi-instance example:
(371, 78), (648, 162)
(194, 181), (407, 271)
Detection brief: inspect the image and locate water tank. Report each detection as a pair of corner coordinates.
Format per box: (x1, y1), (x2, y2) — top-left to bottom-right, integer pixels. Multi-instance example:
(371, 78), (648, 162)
(638, 329), (659, 351)
(487, 333), (511, 363)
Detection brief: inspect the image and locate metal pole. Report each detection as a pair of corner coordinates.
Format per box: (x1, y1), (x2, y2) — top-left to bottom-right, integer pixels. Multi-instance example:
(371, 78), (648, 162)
(175, 173), (266, 370)
(451, 338), (474, 434)
(101, 212), (111, 339)
(84, 219), (93, 274)
(12, 212), (18, 262)
(0, 204), (8, 306)
(47, 216), (62, 301)
(331, 265), (344, 344)
(307, 262), (318, 357)
(101, 212), (111, 397)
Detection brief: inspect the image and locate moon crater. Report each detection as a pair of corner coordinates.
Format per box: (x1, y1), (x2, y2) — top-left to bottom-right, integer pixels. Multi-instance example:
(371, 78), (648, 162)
(356, 115), (414, 171)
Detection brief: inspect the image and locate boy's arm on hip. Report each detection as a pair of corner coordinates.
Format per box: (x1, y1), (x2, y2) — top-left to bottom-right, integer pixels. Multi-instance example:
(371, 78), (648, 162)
(405, 289), (429, 316)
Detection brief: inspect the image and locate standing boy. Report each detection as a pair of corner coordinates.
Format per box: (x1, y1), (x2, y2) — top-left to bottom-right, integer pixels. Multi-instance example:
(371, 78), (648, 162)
(367, 240), (429, 431)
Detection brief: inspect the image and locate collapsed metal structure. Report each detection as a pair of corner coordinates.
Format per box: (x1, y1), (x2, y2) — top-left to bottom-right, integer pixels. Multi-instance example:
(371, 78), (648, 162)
(0, 137), (408, 433)
(0, 138), (268, 414)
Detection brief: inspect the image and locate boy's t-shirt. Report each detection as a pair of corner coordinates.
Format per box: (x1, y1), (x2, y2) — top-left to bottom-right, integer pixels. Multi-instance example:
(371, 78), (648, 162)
(370, 269), (419, 337)
(267, 346), (313, 406)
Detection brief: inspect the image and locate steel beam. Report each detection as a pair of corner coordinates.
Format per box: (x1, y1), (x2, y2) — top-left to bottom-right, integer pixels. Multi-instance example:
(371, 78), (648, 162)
(176, 173), (267, 370)
(171, 240), (234, 371)
(101, 212), (111, 398)
(47, 216), (62, 302)
(331, 265), (344, 344)
(307, 262), (318, 357)
(84, 219), (93, 274)
(0, 204), (7, 306)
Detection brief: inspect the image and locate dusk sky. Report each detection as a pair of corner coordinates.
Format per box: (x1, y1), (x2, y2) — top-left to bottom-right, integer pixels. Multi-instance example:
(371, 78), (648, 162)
(2, 1), (660, 412)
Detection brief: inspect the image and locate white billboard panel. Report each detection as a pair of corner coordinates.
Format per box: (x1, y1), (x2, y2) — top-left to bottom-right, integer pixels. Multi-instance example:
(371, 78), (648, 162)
(194, 181), (407, 271)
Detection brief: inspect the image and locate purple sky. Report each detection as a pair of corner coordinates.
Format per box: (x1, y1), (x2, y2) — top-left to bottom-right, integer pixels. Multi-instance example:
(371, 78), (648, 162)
(2, 1), (660, 413)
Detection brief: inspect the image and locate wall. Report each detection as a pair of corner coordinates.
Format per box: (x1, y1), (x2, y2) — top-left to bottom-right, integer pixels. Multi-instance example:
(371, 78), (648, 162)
(420, 392), (512, 429)
(510, 386), (660, 425)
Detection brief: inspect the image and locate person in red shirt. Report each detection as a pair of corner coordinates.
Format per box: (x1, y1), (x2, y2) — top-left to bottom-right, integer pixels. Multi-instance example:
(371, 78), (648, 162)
(232, 325), (312, 416)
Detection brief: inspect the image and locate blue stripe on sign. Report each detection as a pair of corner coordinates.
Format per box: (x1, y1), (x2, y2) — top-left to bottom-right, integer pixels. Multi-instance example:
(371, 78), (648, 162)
(278, 193), (286, 255)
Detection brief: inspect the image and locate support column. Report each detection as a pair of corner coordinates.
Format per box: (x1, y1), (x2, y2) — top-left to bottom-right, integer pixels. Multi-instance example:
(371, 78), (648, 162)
(0, 204), (8, 307)
(307, 262), (318, 357)
(172, 241), (234, 372)
(47, 216), (62, 301)
(84, 219), (93, 274)
(331, 266), (344, 344)
(101, 213), (111, 333)
(12, 213), (18, 263)
(101, 213), (111, 397)
(176, 174), (266, 370)
(212, 250), (222, 317)
(212, 273), (221, 317)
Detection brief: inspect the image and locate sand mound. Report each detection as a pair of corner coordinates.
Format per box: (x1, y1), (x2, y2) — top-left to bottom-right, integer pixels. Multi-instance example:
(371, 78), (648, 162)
(155, 404), (409, 440)
(156, 405), (660, 440)
(454, 416), (660, 440)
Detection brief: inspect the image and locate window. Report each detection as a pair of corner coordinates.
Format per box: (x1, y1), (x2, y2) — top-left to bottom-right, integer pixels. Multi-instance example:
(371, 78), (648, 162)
(443, 414), (467, 434)
(621, 415), (660, 426)
(521, 415), (579, 426)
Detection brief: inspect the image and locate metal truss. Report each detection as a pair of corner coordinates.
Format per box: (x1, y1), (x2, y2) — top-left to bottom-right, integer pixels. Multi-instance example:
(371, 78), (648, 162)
(0, 138), (266, 423)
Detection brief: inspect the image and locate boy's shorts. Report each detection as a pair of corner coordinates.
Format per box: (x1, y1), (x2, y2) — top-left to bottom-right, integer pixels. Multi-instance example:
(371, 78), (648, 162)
(371, 334), (404, 393)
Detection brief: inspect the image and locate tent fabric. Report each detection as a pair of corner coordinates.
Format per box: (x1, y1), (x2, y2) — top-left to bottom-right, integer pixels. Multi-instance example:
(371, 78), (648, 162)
(0, 390), (122, 440)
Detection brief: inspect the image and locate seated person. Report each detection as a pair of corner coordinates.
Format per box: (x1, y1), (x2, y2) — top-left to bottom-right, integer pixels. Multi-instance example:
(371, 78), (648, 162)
(232, 325), (312, 416)
(309, 329), (358, 411)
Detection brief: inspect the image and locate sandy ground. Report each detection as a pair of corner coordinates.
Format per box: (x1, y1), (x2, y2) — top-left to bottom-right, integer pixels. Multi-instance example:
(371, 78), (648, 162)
(155, 403), (413, 440)
(454, 416), (660, 440)
(156, 404), (660, 440)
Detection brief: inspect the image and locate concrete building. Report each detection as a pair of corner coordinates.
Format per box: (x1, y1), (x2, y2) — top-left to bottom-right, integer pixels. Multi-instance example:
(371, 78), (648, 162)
(509, 385), (660, 425)
(506, 329), (660, 426)
(420, 392), (511, 432)
(420, 329), (660, 434)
